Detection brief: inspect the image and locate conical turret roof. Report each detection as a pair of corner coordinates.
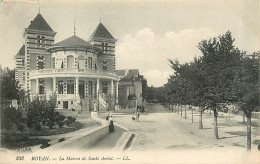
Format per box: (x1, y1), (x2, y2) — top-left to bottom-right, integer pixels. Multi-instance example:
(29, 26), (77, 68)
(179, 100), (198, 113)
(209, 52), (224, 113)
(17, 45), (25, 56)
(55, 35), (92, 47)
(27, 14), (53, 32)
(90, 23), (114, 39)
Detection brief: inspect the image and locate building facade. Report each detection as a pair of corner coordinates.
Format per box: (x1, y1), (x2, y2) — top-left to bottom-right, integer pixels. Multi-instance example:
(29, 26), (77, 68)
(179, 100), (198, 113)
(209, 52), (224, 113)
(15, 13), (119, 110)
(116, 69), (143, 109)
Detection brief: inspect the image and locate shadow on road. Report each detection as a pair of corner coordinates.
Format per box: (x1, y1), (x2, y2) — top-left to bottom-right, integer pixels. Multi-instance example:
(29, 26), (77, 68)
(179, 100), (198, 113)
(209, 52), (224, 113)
(226, 131), (247, 136)
(166, 144), (196, 149)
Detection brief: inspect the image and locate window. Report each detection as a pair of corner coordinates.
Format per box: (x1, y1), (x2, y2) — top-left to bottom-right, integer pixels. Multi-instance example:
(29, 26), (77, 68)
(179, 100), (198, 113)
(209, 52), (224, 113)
(105, 43), (108, 52)
(88, 57), (92, 70)
(39, 79), (45, 94)
(52, 57), (55, 68)
(102, 61), (108, 71)
(41, 36), (45, 47)
(37, 56), (45, 70)
(78, 56), (85, 70)
(102, 82), (108, 94)
(21, 59), (25, 66)
(37, 35), (40, 47)
(56, 59), (63, 69)
(71, 101), (73, 105)
(22, 73), (25, 81)
(102, 43), (104, 51)
(67, 80), (74, 94)
(58, 101), (60, 104)
(58, 81), (63, 94)
(88, 81), (93, 96)
(67, 55), (74, 69)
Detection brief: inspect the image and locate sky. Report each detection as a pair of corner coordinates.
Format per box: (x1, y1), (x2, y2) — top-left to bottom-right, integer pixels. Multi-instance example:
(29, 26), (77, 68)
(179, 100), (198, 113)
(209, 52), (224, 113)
(0, 0), (260, 87)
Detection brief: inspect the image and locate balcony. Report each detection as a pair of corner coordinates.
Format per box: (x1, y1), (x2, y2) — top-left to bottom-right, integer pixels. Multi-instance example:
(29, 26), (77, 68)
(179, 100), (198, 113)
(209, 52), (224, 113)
(29, 69), (119, 80)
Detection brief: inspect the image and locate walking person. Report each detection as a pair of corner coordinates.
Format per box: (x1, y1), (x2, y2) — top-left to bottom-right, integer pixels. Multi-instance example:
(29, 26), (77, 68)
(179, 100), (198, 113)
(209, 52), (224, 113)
(136, 111), (140, 122)
(93, 102), (97, 112)
(109, 115), (115, 133)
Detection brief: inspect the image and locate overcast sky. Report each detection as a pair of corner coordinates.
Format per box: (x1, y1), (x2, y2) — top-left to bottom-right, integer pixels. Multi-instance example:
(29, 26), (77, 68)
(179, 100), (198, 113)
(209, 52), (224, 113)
(0, 0), (260, 87)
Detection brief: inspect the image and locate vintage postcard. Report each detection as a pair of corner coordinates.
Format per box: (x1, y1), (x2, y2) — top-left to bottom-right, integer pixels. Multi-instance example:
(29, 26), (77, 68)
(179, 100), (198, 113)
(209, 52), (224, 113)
(0, 0), (260, 163)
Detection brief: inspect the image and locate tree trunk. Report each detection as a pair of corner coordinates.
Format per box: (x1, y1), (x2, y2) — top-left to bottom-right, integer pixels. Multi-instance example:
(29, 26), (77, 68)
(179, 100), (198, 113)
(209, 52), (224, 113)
(199, 107), (203, 129)
(191, 106), (194, 123)
(209, 109), (211, 115)
(184, 106), (187, 119)
(177, 104), (179, 114)
(247, 115), (251, 151)
(180, 104), (183, 116)
(214, 109), (219, 139)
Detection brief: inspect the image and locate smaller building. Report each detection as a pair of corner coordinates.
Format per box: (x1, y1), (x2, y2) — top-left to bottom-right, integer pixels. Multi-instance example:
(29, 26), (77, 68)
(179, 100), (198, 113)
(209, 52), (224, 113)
(116, 69), (143, 109)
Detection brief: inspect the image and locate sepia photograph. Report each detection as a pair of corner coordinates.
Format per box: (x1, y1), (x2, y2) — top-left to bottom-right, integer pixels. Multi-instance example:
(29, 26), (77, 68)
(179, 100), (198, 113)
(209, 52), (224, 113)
(0, 0), (260, 163)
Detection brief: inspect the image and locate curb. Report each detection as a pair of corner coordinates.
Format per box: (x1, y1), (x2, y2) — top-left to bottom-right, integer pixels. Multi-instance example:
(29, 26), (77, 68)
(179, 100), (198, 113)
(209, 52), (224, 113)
(93, 112), (135, 151)
(113, 131), (135, 151)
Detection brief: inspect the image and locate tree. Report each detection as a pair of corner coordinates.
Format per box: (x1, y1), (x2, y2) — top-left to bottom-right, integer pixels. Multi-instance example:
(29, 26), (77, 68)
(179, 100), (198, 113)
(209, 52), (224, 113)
(198, 31), (243, 139)
(139, 75), (148, 101)
(1, 68), (20, 101)
(235, 56), (259, 150)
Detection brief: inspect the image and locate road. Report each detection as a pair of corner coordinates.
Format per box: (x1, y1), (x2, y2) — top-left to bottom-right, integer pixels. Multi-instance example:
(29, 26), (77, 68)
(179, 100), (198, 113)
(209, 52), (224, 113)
(99, 104), (260, 151)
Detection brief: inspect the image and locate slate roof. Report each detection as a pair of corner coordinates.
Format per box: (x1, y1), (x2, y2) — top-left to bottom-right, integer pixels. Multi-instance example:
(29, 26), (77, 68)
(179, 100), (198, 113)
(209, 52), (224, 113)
(90, 23), (114, 39)
(115, 70), (127, 77)
(127, 69), (139, 78)
(55, 35), (92, 47)
(119, 69), (141, 82)
(17, 45), (25, 56)
(27, 14), (53, 32)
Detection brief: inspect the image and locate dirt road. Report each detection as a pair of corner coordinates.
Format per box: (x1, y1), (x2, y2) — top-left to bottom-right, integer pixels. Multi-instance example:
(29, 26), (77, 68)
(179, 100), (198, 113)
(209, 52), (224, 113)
(100, 104), (259, 151)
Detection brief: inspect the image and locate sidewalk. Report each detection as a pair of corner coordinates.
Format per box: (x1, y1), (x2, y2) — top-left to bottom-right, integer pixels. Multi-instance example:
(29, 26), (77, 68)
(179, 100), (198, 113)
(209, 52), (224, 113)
(172, 106), (260, 150)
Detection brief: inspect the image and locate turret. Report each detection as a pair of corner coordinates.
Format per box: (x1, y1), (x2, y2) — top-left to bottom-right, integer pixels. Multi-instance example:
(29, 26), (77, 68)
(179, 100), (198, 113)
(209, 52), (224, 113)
(88, 23), (117, 72)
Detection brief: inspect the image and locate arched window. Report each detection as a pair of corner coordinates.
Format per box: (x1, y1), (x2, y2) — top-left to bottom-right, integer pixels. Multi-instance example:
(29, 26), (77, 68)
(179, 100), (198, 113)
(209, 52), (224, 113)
(78, 56), (85, 70)
(67, 55), (74, 69)
(56, 58), (63, 69)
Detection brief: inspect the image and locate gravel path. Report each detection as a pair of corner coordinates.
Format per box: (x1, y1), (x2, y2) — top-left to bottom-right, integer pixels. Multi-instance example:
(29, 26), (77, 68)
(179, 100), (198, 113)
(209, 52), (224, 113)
(99, 104), (260, 151)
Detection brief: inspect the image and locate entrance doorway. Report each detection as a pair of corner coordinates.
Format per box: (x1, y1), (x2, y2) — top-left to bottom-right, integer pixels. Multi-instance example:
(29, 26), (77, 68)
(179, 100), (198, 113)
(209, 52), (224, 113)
(79, 80), (85, 99)
(63, 101), (68, 109)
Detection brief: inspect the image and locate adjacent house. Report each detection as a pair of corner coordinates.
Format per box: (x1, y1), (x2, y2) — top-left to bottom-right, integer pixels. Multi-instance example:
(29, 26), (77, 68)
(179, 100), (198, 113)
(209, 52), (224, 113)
(116, 69), (143, 109)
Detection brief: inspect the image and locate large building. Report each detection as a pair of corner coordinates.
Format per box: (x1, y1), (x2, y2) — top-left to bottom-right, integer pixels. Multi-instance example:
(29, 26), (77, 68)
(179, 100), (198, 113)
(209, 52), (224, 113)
(15, 13), (119, 111)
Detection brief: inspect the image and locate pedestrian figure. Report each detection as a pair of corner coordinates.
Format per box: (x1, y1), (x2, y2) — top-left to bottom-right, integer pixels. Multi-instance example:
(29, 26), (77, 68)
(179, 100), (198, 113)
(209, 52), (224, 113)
(109, 115), (114, 133)
(106, 113), (110, 121)
(136, 112), (140, 121)
(93, 102), (97, 112)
